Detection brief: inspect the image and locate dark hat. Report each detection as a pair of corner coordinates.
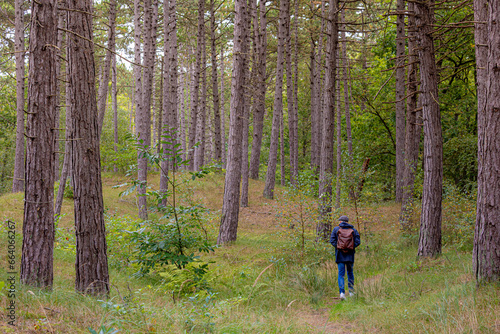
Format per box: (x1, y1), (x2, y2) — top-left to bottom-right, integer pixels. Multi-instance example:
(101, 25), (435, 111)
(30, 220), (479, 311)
(338, 215), (349, 222)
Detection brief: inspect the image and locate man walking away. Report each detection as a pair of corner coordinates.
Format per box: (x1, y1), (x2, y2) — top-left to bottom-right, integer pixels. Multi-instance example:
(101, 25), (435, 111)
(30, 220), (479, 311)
(330, 215), (361, 300)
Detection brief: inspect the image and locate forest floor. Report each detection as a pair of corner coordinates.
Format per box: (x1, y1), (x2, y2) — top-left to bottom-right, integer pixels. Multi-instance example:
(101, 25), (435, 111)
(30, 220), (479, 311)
(0, 171), (499, 333)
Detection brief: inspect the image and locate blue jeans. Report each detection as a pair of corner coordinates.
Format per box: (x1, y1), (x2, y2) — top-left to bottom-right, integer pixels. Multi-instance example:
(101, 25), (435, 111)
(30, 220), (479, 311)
(337, 262), (354, 294)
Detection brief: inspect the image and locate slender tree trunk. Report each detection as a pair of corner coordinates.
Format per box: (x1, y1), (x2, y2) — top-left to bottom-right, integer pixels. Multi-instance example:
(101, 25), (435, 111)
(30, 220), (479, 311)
(335, 48), (342, 209)
(55, 31), (72, 219)
(395, 0), (406, 202)
(473, 0), (500, 283)
(218, 0), (248, 244)
(12, 0), (25, 193)
(210, 0), (222, 162)
(341, 11), (352, 159)
(180, 60), (187, 157)
(400, 1), (420, 228)
(263, 0), (287, 199)
(67, 0), (109, 295)
(311, 0), (326, 172)
(310, 41), (318, 169)
(249, 0), (267, 179)
(220, 47), (226, 167)
(188, 0), (205, 170)
(285, 1), (297, 184)
(280, 92), (286, 186)
(21, 0), (57, 288)
(157, 57), (164, 153)
(112, 20), (118, 173)
(195, 35), (207, 170)
(293, 0), (299, 173)
(97, 0), (117, 138)
(415, 0), (443, 257)
(240, 88), (250, 207)
(317, 0), (338, 240)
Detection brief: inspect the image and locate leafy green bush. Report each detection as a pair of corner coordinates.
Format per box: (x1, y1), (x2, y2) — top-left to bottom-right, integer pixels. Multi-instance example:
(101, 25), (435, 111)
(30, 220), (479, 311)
(443, 135), (477, 192)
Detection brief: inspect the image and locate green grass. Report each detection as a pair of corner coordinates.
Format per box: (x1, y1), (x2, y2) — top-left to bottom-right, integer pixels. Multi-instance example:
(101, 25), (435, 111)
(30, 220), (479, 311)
(0, 172), (499, 333)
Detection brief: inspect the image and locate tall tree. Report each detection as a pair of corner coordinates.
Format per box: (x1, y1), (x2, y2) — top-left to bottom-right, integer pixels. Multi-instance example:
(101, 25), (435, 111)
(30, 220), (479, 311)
(218, 0), (249, 244)
(473, 0), (500, 282)
(20, 0), (57, 288)
(210, 0), (222, 162)
(395, 0), (406, 202)
(12, 0), (25, 193)
(160, 0), (178, 206)
(263, 0), (287, 199)
(415, 0), (443, 257)
(249, 0), (267, 179)
(188, 0), (205, 170)
(195, 31), (207, 170)
(317, 0), (339, 240)
(220, 47), (227, 167)
(285, 0), (298, 184)
(400, 1), (421, 228)
(97, 0), (117, 138)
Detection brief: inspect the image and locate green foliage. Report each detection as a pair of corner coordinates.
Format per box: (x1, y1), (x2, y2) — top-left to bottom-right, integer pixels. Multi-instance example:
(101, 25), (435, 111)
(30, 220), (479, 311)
(105, 214), (141, 270)
(157, 262), (212, 295)
(443, 135), (477, 192)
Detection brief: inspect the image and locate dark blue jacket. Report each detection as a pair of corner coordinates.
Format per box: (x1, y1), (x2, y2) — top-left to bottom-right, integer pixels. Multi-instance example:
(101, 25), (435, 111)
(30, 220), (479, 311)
(330, 222), (361, 263)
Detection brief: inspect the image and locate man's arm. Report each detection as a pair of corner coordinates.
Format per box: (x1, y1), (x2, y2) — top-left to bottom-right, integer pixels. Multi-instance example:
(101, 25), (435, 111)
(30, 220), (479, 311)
(330, 227), (338, 248)
(354, 229), (361, 248)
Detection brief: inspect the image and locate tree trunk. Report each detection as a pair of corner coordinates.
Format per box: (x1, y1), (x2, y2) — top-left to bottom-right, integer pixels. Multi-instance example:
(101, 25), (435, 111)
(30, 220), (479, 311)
(217, 0), (248, 244)
(67, 0), (109, 295)
(249, 0), (267, 179)
(293, 0), (299, 174)
(188, 0), (205, 170)
(240, 87), (250, 207)
(335, 48), (342, 209)
(180, 60), (187, 157)
(285, 1), (297, 184)
(195, 34), (207, 170)
(161, 0), (178, 206)
(12, 0), (25, 193)
(263, 0), (287, 199)
(395, 0), (406, 202)
(112, 11), (118, 173)
(220, 47), (227, 167)
(415, 0), (443, 258)
(311, 0), (326, 172)
(317, 0), (338, 240)
(97, 0), (117, 138)
(473, 0), (500, 283)
(21, 0), (57, 289)
(400, 1), (421, 228)
(210, 0), (222, 162)
(53, 8), (65, 181)
(341, 9), (352, 160)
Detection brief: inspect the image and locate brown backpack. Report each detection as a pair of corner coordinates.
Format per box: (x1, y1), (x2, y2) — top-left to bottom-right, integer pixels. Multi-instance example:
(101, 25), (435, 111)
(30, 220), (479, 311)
(337, 228), (355, 252)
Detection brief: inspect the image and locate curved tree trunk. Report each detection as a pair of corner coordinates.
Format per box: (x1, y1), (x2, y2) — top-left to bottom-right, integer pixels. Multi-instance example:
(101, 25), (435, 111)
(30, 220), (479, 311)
(21, 0), (57, 289)
(67, 0), (109, 295)
(473, 0), (500, 283)
(217, 0), (249, 244)
(317, 0), (338, 240)
(263, 0), (287, 199)
(415, 0), (443, 258)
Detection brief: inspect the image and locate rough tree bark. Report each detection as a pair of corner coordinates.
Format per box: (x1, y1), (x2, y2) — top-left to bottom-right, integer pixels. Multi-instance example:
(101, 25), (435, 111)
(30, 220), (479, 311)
(335, 48), (342, 209)
(473, 0), (500, 283)
(217, 0), (248, 244)
(285, 1), (298, 184)
(220, 47), (227, 167)
(67, 0), (109, 295)
(210, 0), (222, 162)
(160, 0), (178, 206)
(415, 0), (443, 258)
(195, 32), (207, 170)
(97, 0), (117, 138)
(395, 0), (406, 202)
(400, 1), (421, 228)
(20, 0), (57, 289)
(249, 0), (267, 179)
(12, 0), (25, 193)
(317, 0), (338, 240)
(263, 0), (287, 199)
(188, 0), (205, 170)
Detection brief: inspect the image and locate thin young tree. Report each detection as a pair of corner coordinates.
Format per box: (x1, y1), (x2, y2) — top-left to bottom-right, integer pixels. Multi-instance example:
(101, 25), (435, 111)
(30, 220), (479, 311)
(317, 0), (339, 240)
(210, 0), (222, 162)
(12, 0), (25, 193)
(195, 33), (207, 169)
(415, 0), (443, 257)
(263, 0), (287, 199)
(473, 0), (500, 282)
(20, 0), (58, 288)
(67, 0), (109, 295)
(217, 0), (249, 244)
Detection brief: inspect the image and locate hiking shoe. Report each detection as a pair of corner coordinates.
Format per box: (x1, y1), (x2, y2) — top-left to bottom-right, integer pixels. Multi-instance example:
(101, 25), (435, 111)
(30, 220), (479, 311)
(339, 293), (346, 300)
(349, 291), (355, 297)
